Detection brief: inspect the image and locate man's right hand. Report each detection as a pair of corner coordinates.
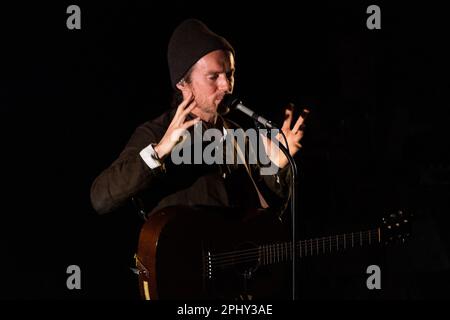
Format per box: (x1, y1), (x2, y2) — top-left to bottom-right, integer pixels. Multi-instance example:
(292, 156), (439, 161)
(154, 93), (200, 160)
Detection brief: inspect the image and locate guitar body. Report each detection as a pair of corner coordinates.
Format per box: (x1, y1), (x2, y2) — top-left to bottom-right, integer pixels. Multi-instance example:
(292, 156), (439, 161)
(135, 206), (290, 300)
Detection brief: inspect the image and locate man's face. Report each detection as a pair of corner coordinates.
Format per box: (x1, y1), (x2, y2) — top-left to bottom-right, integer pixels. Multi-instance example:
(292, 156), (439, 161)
(183, 49), (235, 115)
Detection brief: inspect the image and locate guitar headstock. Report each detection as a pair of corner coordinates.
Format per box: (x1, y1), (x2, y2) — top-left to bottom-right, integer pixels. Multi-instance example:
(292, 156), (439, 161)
(381, 209), (412, 245)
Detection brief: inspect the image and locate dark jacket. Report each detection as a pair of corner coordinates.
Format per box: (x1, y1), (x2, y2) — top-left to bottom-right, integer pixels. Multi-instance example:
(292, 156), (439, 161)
(90, 107), (291, 217)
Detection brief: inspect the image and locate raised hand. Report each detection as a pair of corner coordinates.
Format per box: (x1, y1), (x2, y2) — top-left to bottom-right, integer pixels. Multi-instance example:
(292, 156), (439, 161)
(262, 104), (309, 169)
(154, 93), (200, 159)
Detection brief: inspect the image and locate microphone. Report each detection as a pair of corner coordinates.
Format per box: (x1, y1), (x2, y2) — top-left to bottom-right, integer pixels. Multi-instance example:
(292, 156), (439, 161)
(222, 95), (279, 129)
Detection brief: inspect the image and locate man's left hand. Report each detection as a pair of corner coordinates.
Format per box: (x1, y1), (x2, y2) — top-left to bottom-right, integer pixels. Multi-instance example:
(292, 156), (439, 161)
(261, 104), (309, 169)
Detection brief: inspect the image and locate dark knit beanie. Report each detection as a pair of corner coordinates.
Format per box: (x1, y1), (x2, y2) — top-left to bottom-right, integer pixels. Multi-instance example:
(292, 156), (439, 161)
(168, 19), (235, 88)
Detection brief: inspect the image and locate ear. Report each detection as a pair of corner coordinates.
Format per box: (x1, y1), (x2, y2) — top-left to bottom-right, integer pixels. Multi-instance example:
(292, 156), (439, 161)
(176, 79), (186, 91)
(176, 80), (193, 100)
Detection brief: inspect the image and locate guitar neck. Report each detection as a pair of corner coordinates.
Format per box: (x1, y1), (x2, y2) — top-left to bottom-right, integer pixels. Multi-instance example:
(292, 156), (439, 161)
(259, 228), (381, 265)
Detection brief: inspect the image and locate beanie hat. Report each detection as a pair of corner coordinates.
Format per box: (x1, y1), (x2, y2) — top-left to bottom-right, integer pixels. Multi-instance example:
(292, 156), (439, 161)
(168, 19), (235, 88)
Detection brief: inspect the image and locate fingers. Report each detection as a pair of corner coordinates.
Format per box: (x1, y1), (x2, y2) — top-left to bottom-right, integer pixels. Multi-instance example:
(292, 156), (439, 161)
(281, 103), (294, 131)
(174, 92), (194, 118)
(174, 97), (197, 127)
(292, 108), (310, 133)
(182, 117), (201, 129)
(301, 108), (310, 119)
(180, 99), (197, 119)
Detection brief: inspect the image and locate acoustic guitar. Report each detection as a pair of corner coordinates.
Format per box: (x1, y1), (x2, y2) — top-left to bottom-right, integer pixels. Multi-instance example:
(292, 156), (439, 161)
(134, 205), (410, 300)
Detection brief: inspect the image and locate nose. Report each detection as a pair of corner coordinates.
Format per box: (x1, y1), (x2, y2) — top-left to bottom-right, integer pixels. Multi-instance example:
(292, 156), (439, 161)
(218, 74), (232, 93)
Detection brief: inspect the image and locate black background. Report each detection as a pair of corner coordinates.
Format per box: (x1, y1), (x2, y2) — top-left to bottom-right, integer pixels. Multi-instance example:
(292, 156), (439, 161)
(1, 1), (449, 299)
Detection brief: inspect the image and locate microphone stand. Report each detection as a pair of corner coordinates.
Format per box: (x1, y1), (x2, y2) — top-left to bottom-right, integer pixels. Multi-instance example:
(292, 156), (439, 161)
(256, 120), (298, 301)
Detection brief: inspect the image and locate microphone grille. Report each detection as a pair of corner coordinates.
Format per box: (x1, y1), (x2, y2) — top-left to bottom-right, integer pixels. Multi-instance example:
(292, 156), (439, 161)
(218, 94), (239, 114)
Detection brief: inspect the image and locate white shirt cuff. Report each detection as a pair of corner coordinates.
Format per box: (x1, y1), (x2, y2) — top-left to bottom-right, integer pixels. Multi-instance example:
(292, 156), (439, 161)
(139, 144), (162, 169)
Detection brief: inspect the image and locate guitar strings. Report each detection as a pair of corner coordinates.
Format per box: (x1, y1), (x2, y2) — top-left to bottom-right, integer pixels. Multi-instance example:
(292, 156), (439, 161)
(211, 229), (377, 260)
(212, 233), (380, 268)
(209, 230), (380, 268)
